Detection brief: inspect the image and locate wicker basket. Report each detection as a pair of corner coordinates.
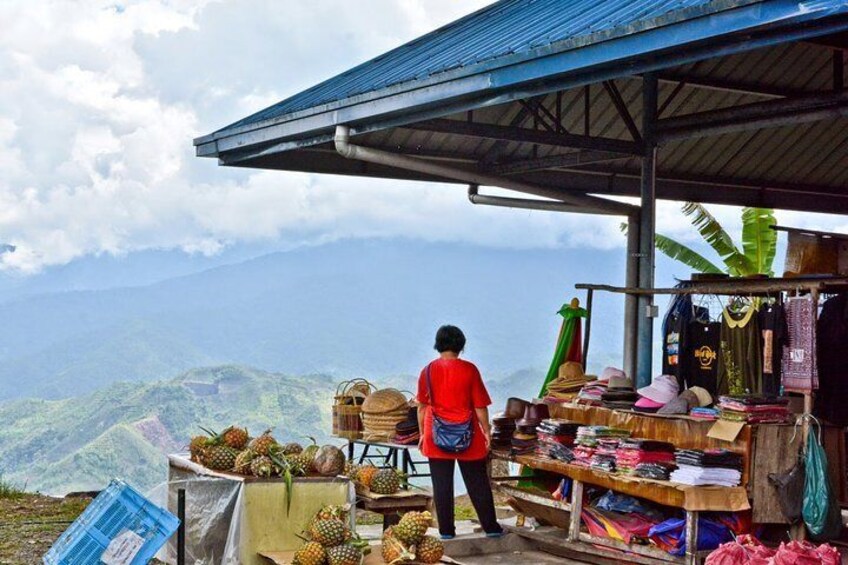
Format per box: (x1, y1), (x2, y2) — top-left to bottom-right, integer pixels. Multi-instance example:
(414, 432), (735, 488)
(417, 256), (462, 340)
(361, 388), (411, 442)
(332, 379), (375, 439)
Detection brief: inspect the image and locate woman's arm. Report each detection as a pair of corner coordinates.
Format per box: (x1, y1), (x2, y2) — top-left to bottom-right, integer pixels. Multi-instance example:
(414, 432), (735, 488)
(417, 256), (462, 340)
(475, 406), (491, 448)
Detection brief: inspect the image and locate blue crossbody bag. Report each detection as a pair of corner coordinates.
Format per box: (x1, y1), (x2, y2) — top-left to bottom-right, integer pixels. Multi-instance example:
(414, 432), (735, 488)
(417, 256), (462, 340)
(426, 364), (473, 453)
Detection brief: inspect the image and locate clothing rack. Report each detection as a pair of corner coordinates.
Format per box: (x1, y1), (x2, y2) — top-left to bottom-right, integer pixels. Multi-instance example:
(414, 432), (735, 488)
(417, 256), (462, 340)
(575, 276), (848, 510)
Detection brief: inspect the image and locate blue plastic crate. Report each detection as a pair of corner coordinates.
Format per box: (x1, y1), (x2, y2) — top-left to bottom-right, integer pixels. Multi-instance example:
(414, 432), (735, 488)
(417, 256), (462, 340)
(44, 479), (180, 565)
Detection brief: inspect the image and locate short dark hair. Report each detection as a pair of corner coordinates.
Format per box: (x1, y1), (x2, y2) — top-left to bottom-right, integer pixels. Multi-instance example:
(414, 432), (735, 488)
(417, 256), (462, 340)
(434, 325), (466, 354)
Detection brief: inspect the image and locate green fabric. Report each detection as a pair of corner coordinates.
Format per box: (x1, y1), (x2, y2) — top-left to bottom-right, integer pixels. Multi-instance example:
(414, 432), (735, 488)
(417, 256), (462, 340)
(538, 305), (588, 398)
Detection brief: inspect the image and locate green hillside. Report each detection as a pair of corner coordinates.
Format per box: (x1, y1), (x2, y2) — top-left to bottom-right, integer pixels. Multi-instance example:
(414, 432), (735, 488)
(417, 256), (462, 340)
(0, 365), (341, 495)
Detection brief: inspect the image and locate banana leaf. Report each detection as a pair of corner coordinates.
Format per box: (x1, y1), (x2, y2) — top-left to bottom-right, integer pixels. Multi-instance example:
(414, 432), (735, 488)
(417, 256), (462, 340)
(655, 234), (724, 274)
(741, 207), (777, 276)
(682, 202), (754, 276)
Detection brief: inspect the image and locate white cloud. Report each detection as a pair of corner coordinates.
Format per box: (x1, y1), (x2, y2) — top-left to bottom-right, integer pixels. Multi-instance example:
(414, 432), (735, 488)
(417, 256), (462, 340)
(0, 0), (845, 273)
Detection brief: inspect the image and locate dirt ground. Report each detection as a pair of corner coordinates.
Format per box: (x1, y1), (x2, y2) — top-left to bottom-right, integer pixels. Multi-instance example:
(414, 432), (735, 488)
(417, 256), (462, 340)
(0, 494), (90, 565)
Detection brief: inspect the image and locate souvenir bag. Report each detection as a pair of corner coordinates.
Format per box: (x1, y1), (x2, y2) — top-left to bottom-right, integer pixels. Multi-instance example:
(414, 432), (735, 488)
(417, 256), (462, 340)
(426, 364), (473, 453)
(802, 418), (842, 540)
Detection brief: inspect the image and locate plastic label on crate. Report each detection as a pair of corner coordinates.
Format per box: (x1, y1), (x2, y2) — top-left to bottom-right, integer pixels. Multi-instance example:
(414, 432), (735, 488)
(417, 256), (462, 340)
(101, 530), (144, 565)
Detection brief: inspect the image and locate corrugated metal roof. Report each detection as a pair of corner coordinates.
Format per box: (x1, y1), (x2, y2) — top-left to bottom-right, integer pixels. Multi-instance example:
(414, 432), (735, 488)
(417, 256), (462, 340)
(226, 0), (753, 130)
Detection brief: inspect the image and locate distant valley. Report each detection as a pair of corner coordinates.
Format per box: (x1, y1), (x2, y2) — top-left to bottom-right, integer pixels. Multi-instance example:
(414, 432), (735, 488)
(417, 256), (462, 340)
(0, 364), (541, 495)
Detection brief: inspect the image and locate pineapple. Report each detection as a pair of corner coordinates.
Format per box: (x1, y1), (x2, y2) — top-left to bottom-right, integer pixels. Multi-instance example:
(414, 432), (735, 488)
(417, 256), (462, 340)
(248, 429), (279, 456)
(369, 468), (401, 495)
(415, 535), (445, 564)
(326, 544), (362, 565)
(222, 426), (249, 449)
(288, 439), (318, 475)
(282, 442), (304, 455)
(356, 465), (378, 489)
(343, 461), (358, 479)
(250, 455), (277, 478)
(381, 528), (414, 564)
(202, 445), (239, 471)
(314, 504), (350, 522)
(286, 453), (309, 477)
(292, 541), (327, 565)
(189, 435), (210, 463)
(394, 511), (431, 545)
(309, 518), (348, 547)
(233, 449), (257, 474)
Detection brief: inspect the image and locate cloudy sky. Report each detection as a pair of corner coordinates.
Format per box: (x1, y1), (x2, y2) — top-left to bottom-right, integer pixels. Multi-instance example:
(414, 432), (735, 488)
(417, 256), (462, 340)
(1, 0), (846, 273)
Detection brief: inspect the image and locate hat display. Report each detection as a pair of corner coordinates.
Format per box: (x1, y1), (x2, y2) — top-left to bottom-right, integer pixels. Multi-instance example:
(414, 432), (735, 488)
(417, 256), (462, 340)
(635, 397), (665, 409)
(657, 390), (698, 415)
(516, 403), (550, 427)
(637, 374), (680, 405)
(607, 376), (635, 391)
(599, 367), (626, 382)
(688, 386), (713, 407)
(504, 397), (530, 419)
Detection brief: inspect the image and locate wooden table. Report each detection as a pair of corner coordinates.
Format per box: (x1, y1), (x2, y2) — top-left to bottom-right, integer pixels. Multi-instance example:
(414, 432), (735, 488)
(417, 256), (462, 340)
(355, 486), (432, 530)
(347, 439), (430, 479)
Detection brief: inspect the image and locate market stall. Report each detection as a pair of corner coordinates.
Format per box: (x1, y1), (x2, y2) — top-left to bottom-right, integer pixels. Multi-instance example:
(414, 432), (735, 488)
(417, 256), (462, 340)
(490, 275), (848, 564)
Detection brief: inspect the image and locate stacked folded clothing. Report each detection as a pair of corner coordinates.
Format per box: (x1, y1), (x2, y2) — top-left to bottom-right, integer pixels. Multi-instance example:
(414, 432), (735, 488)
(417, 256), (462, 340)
(670, 449), (743, 487)
(572, 445), (596, 467)
(689, 407), (720, 421)
(590, 438), (621, 472)
(615, 439), (675, 476)
(635, 462), (675, 480)
(537, 419), (579, 458)
(511, 433), (538, 455)
(546, 443), (575, 463)
(718, 395), (790, 424)
(575, 426), (631, 447)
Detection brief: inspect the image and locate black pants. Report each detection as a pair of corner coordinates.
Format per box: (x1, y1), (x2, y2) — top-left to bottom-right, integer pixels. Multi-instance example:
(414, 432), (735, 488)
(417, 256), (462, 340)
(428, 457), (502, 536)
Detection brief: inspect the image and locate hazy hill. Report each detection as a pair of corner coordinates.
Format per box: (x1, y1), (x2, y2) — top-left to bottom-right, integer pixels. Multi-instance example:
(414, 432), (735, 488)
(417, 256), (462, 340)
(0, 366), (340, 494)
(0, 364), (540, 495)
(0, 239), (625, 401)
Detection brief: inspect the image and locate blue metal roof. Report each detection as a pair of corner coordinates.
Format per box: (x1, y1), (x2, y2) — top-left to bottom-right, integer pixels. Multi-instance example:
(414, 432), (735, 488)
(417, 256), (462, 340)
(196, 0), (848, 155)
(226, 0), (751, 130)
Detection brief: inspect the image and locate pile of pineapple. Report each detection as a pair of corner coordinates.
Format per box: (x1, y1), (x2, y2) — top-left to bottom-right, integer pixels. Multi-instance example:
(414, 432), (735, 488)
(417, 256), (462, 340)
(345, 462), (404, 496)
(189, 426), (346, 478)
(381, 511), (444, 564)
(292, 504), (368, 565)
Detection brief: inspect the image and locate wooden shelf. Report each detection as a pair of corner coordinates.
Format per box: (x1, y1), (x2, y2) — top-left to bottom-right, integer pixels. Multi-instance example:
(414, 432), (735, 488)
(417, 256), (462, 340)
(501, 453), (749, 512)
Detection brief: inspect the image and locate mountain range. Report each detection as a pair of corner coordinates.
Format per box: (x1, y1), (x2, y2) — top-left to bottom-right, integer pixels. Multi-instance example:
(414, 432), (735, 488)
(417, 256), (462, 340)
(0, 239), (629, 402)
(0, 364), (540, 495)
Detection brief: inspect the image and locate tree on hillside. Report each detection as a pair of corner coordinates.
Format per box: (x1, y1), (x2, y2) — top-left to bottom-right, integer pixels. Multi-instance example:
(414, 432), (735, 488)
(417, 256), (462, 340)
(635, 203), (777, 277)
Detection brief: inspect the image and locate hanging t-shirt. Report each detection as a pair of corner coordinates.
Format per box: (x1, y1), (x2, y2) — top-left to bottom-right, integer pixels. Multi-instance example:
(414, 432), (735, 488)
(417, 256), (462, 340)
(662, 293), (709, 387)
(682, 320), (721, 396)
(815, 292), (848, 425)
(758, 303), (787, 397)
(717, 306), (762, 395)
(782, 296), (818, 392)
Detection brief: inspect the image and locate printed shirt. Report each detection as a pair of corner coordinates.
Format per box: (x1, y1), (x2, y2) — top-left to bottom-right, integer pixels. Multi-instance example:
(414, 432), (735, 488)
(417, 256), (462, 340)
(417, 358), (492, 461)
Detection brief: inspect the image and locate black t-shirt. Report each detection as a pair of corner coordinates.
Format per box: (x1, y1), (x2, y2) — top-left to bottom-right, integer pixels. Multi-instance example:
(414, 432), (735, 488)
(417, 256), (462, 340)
(682, 320), (721, 396)
(758, 303), (786, 397)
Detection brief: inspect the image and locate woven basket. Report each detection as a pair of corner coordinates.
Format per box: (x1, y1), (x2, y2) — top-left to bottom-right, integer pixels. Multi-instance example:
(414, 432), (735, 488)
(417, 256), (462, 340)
(361, 389), (411, 441)
(333, 379), (375, 439)
(361, 388), (409, 415)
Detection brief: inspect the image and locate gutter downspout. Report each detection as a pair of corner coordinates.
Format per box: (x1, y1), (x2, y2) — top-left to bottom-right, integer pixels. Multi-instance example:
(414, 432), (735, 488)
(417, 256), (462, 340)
(334, 125), (637, 217)
(468, 184), (599, 215)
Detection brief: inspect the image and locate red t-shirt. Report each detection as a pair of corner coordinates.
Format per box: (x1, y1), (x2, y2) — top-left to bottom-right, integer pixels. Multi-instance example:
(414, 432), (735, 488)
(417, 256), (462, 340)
(416, 358), (492, 461)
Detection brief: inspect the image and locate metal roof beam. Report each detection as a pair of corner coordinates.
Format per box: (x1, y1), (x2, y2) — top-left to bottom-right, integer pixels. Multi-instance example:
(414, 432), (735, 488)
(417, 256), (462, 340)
(654, 73), (807, 99)
(602, 80), (643, 143)
(487, 150), (630, 175)
(655, 90), (848, 142)
(403, 118), (642, 156)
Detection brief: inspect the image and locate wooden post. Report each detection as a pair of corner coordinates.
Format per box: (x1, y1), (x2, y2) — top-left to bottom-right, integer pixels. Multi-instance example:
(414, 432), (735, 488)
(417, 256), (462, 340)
(684, 510), (699, 565)
(568, 480), (584, 542)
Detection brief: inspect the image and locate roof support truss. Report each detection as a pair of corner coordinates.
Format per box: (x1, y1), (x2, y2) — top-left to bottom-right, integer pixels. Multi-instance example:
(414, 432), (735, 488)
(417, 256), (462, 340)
(403, 118), (642, 156)
(487, 150), (630, 175)
(602, 80), (642, 143)
(655, 89), (848, 142)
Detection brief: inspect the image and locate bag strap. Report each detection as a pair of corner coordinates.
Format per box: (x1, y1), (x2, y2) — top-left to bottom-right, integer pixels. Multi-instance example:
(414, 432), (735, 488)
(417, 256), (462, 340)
(425, 363), (436, 409)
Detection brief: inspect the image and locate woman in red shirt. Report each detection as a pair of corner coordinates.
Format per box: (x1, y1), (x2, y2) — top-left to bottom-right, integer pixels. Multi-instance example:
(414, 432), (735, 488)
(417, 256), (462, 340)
(417, 325), (503, 539)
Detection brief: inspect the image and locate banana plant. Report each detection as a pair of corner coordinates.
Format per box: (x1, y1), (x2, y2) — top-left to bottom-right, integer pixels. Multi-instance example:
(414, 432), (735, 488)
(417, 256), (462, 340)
(624, 203), (777, 277)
